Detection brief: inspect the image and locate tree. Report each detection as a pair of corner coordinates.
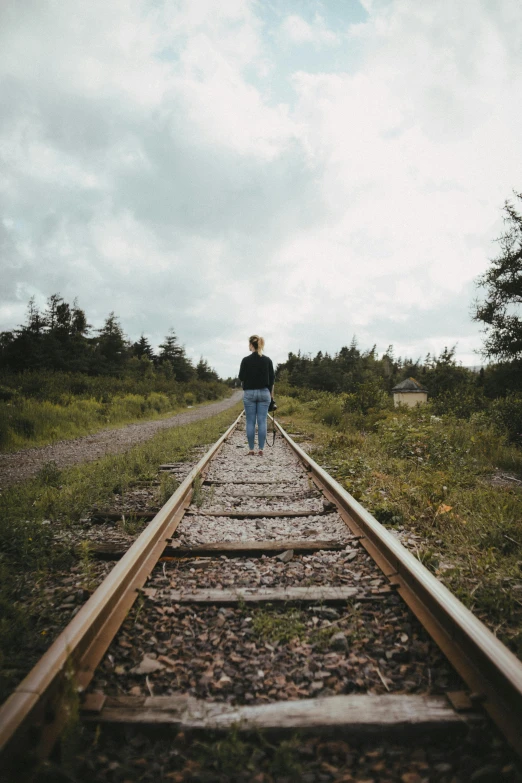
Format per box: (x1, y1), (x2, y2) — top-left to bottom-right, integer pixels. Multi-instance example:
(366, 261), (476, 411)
(196, 357), (219, 382)
(473, 192), (522, 360)
(96, 313), (128, 371)
(158, 329), (194, 382)
(132, 334), (155, 360)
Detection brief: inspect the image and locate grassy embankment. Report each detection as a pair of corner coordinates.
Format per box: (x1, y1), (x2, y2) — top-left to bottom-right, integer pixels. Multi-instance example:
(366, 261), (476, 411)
(0, 371), (230, 452)
(0, 402), (243, 704)
(275, 391), (522, 657)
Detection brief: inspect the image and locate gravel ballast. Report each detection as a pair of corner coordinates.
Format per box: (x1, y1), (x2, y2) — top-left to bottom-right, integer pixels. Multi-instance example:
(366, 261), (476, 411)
(31, 418), (522, 780)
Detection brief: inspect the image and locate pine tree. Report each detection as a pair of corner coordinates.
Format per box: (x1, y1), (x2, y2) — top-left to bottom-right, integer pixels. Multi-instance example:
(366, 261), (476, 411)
(158, 329), (194, 381)
(96, 313), (128, 371)
(474, 192), (522, 359)
(132, 334), (155, 360)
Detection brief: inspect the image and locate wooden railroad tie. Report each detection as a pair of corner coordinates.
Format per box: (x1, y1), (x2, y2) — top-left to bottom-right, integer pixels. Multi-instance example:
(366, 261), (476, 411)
(77, 540), (350, 560)
(81, 692), (483, 738)
(185, 510), (331, 519)
(203, 479), (310, 486)
(167, 586), (393, 604)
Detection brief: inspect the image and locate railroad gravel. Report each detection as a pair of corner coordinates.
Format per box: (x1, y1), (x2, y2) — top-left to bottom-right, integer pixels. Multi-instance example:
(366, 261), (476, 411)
(90, 593), (463, 703)
(90, 424), (464, 704)
(0, 391), (242, 486)
(1, 450), (204, 699)
(39, 726), (522, 782)
(60, 417), (522, 780)
(162, 551), (383, 590)
(175, 513), (351, 546)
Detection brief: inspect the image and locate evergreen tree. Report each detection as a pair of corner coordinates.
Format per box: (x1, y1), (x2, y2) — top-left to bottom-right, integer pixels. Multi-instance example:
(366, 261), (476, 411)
(71, 300), (90, 337)
(158, 329), (194, 381)
(473, 192), (522, 360)
(132, 334), (155, 360)
(196, 357), (218, 381)
(96, 313), (128, 372)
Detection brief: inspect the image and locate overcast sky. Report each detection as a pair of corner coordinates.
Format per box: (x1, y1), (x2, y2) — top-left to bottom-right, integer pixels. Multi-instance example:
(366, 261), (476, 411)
(1, 0), (522, 378)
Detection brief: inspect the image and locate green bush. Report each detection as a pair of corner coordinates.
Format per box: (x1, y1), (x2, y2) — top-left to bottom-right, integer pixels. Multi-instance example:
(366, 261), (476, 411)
(0, 379), (230, 452)
(489, 394), (522, 445)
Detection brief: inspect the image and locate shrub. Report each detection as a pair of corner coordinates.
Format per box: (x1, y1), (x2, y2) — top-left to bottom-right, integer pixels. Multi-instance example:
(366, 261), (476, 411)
(489, 394), (522, 445)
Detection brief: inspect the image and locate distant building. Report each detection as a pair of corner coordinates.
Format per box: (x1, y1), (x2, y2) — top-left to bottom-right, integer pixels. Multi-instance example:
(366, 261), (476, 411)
(391, 378), (428, 407)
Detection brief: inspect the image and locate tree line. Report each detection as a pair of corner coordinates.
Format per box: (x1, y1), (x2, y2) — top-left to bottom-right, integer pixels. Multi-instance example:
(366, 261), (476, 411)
(277, 190), (522, 406)
(0, 294), (220, 383)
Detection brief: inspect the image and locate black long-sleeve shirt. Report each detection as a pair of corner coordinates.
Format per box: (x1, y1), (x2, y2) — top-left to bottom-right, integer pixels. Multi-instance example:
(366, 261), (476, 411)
(238, 353), (275, 391)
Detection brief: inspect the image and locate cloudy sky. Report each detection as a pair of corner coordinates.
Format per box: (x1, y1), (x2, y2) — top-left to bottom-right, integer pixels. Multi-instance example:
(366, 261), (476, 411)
(1, 0), (522, 378)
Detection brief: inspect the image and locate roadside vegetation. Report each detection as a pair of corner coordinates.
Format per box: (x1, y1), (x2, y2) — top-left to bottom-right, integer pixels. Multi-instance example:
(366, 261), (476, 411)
(0, 372), (229, 451)
(0, 403), (242, 703)
(275, 385), (522, 657)
(0, 294), (228, 451)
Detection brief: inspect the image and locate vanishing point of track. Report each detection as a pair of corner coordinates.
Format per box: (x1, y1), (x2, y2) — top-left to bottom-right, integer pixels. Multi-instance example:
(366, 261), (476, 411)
(1, 410), (522, 780)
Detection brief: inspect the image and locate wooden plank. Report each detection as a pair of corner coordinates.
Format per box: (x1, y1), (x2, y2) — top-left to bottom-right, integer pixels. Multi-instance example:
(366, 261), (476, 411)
(185, 510), (329, 519)
(84, 693), (482, 738)
(203, 480), (308, 486)
(76, 540), (348, 561)
(446, 691), (474, 712)
(168, 540), (346, 556)
(168, 587), (361, 603)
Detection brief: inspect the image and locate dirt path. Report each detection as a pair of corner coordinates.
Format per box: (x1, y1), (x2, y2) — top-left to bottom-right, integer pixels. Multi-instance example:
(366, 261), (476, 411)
(0, 391), (243, 487)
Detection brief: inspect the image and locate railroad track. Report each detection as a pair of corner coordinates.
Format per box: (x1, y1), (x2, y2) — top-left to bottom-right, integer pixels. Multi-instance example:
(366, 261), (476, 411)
(1, 411), (522, 781)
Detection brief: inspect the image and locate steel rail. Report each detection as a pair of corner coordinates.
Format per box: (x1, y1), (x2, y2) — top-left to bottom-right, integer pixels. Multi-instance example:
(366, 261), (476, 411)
(0, 410), (244, 778)
(2, 408), (522, 775)
(273, 417), (522, 755)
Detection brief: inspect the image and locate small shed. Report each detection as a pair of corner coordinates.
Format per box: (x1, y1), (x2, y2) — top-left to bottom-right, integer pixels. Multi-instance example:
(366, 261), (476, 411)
(392, 377), (428, 408)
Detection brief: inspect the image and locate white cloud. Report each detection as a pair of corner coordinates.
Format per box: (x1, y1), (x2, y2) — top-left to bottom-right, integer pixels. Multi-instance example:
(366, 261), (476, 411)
(280, 14), (340, 47)
(1, 0), (521, 377)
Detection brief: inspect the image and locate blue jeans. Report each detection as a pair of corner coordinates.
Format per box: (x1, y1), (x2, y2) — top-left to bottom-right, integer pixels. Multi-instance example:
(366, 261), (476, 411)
(243, 389), (271, 450)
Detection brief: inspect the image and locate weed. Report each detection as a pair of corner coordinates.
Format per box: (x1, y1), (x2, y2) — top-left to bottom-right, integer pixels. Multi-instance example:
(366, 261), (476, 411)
(191, 728), (303, 780)
(118, 514), (143, 536)
(158, 473), (179, 506)
(36, 461), (62, 488)
(416, 546), (440, 572)
(0, 404), (242, 706)
(271, 736), (303, 778)
(192, 474), (204, 508)
(78, 540), (96, 592)
(278, 387), (522, 659)
(310, 624), (337, 650)
(193, 725), (254, 777)
(251, 606), (306, 644)
(133, 592), (145, 625)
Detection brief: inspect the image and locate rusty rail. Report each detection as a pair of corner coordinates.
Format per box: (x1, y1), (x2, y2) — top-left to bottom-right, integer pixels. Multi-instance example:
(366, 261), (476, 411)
(273, 417), (522, 755)
(0, 411), (244, 778)
(2, 408), (522, 776)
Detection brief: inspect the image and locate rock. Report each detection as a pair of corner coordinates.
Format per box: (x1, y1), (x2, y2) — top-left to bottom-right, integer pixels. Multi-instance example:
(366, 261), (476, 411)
(312, 607), (339, 620)
(130, 655), (166, 675)
(330, 632), (348, 652)
(276, 549), (294, 563)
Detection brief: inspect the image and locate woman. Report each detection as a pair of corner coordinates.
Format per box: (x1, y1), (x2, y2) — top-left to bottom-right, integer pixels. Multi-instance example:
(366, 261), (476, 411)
(238, 334), (275, 456)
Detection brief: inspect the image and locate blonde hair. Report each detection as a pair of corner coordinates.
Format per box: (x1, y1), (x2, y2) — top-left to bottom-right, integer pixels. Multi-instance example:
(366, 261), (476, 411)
(249, 334), (265, 356)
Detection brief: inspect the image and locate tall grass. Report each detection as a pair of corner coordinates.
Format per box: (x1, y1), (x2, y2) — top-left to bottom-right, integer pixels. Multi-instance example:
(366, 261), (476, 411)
(0, 403), (243, 703)
(276, 393), (522, 656)
(0, 387), (231, 452)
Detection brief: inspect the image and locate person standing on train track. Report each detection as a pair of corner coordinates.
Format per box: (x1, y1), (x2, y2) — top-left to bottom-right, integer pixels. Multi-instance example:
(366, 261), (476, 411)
(238, 334), (275, 456)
